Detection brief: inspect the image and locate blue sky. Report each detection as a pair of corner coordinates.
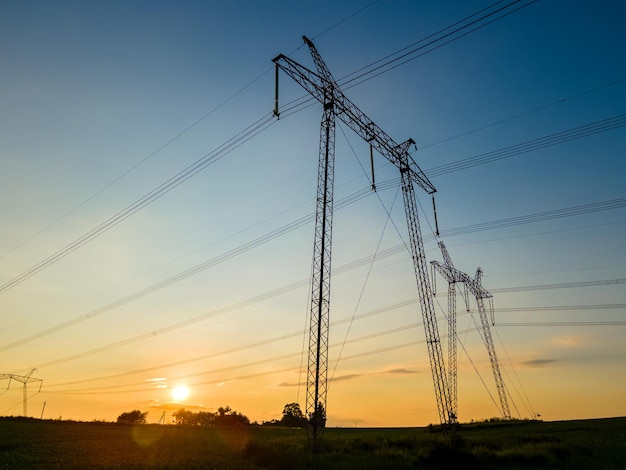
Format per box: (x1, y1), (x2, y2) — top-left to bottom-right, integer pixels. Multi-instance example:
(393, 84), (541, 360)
(0, 0), (624, 426)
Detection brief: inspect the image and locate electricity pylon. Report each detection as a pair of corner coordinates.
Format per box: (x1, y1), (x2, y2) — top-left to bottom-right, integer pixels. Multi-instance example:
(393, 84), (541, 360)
(431, 242), (511, 419)
(1, 368), (43, 417)
(471, 267), (511, 419)
(431, 241), (469, 420)
(273, 37), (454, 449)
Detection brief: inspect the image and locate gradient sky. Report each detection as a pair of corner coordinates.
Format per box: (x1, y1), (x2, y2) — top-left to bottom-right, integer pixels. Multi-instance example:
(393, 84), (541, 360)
(1, 0), (624, 426)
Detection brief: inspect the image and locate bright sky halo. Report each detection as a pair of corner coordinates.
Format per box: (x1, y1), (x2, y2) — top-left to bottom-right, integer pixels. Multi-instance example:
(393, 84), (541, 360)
(171, 385), (190, 402)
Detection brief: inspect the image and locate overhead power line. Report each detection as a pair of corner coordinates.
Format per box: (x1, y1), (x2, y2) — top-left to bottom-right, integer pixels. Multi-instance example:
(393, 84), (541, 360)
(426, 114), (626, 177)
(48, 325), (483, 395)
(275, 0), (538, 116)
(2, 192), (623, 354)
(14, 275), (624, 374)
(42, 300), (625, 392)
(0, 1), (381, 264)
(38, 308), (626, 396)
(439, 197), (626, 237)
(489, 278), (626, 293)
(498, 321), (626, 327)
(419, 77), (626, 150)
(340, 0), (539, 89)
(0, 0), (585, 298)
(495, 304), (626, 313)
(0, 113), (276, 295)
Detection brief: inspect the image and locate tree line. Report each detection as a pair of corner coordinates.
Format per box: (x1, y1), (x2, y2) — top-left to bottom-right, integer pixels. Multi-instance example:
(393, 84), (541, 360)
(116, 402), (313, 428)
(173, 406), (250, 426)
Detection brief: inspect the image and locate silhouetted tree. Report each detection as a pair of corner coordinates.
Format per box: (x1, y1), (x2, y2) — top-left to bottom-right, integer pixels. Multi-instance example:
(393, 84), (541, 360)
(173, 408), (197, 425)
(172, 406), (250, 427)
(217, 406), (231, 417)
(196, 411), (216, 426)
(309, 402), (326, 429)
(116, 410), (147, 424)
(215, 406), (250, 427)
(281, 402), (306, 427)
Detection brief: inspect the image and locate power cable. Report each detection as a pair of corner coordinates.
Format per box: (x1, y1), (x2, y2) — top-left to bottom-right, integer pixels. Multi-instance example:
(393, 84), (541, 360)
(0, 1), (389, 287)
(311, 0), (381, 41)
(0, 0), (581, 296)
(0, 113), (276, 295)
(340, 0), (539, 90)
(275, 1), (543, 126)
(3, 192), (623, 353)
(50, 320), (430, 393)
(45, 297), (418, 389)
(340, 0), (509, 83)
(443, 219), (626, 250)
(0, 0), (380, 263)
(492, 327), (537, 418)
(490, 278), (626, 294)
(426, 114), (626, 178)
(329, 174), (400, 386)
(27, 274), (624, 372)
(0, 71), (274, 263)
(498, 321), (626, 327)
(419, 77), (626, 150)
(439, 197), (626, 238)
(495, 304), (626, 313)
(40, 299), (624, 392)
(50, 324), (482, 396)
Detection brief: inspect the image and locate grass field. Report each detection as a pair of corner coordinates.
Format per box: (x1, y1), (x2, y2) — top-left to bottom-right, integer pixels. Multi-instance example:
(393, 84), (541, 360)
(1, 417), (624, 469)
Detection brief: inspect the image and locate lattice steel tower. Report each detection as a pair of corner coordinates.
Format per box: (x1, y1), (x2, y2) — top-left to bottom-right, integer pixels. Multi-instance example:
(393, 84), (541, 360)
(1, 368), (43, 417)
(431, 241), (511, 420)
(273, 37), (454, 450)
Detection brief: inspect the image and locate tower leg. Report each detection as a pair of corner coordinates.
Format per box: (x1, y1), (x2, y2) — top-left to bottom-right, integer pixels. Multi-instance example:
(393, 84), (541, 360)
(399, 155), (454, 425)
(306, 101), (335, 452)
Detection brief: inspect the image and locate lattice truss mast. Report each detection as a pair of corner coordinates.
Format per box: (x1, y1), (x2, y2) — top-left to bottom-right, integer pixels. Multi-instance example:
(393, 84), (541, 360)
(0, 369), (43, 417)
(431, 241), (511, 420)
(273, 36), (454, 448)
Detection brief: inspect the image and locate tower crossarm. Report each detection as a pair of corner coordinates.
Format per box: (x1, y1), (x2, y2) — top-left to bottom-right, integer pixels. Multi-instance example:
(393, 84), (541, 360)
(460, 272), (492, 300)
(431, 262), (465, 285)
(437, 240), (455, 269)
(8, 376), (42, 385)
(273, 38), (435, 195)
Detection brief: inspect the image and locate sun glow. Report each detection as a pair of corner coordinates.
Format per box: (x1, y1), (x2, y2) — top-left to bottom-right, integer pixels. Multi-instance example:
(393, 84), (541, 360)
(171, 385), (190, 401)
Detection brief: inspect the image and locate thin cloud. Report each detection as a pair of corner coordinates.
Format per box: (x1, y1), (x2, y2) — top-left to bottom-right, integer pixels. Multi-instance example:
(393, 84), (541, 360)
(278, 373), (364, 387)
(277, 381), (304, 388)
(383, 368), (418, 375)
(519, 358), (557, 368)
(332, 373), (363, 382)
(552, 336), (582, 347)
(148, 401), (206, 411)
(277, 368), (418, 387)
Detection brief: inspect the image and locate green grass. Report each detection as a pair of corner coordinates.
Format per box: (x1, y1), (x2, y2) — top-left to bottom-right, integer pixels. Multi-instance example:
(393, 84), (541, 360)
(1, 417), (624, 469)
(0, 419), (257, 469)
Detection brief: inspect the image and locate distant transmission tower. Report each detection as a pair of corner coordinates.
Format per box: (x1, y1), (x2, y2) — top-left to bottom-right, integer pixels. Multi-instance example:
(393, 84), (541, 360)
(430, 241), (469, 420)
(431, 242), (510, 420)
(1, 368), (43, 417)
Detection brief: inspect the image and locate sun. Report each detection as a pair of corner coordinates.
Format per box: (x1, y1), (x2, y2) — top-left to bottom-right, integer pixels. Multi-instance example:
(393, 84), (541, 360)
(171, 385), (190, 402)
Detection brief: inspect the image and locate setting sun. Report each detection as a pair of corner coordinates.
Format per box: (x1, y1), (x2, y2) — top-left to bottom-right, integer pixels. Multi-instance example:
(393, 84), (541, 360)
(171, 385), (190, 402)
